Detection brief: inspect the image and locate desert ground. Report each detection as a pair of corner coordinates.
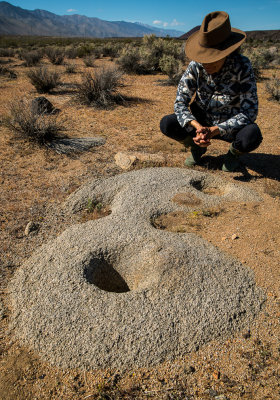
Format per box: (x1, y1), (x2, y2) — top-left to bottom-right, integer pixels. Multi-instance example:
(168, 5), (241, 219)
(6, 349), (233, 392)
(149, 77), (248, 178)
(0, 48), (280, 399)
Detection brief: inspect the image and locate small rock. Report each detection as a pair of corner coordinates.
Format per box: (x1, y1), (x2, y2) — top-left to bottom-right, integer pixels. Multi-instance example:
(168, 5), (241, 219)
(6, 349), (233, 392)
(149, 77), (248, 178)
(185, 365), (196, 374)
(25, 222), (39, 236)
(115, 152), (137, 170)
(243, 330), (251, 339)
(208, 388), (218, 397)
(221, 236), (227, 241)
(231, 234), (239, 240)
(0, 299), (5, 320)
(215, 395), (229, 400)
(212, 370), (220, 380)
(115, 151), (166, 170)
(31, 97), (56, 115)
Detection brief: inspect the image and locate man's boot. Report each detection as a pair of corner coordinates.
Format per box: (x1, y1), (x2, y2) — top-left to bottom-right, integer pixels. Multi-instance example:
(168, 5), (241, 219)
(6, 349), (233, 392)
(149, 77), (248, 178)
(222, 143), (243, 172)
(181, 136), (207, 167)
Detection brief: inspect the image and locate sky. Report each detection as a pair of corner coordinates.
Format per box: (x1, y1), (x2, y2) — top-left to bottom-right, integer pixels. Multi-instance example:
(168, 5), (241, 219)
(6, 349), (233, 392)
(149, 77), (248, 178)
(6, 0), (280, 32)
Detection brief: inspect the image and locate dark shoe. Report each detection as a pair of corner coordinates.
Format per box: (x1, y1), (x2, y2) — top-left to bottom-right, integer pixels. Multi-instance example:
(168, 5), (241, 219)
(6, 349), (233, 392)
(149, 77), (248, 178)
(184, 145), (207, 167)
(222, 144), (242, 172)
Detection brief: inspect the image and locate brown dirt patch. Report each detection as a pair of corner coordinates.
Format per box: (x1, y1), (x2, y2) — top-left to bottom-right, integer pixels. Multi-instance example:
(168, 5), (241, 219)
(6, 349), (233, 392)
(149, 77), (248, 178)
(0, 55), (280, 399)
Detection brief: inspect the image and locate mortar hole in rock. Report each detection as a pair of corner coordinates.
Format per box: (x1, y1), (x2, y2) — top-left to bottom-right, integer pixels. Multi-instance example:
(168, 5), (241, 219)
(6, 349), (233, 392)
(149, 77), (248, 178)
(84, 257), (130, 293)
(190, 179), (224, 196)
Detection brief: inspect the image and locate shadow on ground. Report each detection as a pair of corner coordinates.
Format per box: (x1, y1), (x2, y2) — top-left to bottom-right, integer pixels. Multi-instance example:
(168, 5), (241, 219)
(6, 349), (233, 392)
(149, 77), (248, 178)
(200, 153), (280, 181)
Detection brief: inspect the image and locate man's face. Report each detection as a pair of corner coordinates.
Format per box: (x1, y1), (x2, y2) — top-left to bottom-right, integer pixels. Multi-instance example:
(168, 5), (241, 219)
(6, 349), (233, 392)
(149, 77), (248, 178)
(202, 57), (226, 75)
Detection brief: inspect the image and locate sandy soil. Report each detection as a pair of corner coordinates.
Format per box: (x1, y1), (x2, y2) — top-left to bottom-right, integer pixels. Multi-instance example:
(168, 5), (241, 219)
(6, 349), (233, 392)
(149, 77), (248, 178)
(0, 56), (280, 400)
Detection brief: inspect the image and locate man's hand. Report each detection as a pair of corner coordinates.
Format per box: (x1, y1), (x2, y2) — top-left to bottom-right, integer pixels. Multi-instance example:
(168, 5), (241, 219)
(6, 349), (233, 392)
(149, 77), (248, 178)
(190, 123), (220, 147)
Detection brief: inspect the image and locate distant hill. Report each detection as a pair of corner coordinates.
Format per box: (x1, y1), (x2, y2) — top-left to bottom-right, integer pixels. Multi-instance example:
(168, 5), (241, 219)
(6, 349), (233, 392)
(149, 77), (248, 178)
(0, 1), (184, 37)
(178, 27), (280, 42)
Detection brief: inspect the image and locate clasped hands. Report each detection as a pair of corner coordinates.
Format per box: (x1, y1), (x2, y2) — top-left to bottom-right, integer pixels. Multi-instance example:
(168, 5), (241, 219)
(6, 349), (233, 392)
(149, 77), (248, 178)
(189, 121), (220, 148)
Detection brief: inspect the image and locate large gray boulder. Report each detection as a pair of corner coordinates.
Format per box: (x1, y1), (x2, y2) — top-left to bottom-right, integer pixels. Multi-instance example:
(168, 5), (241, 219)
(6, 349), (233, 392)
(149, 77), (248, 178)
(9, 168), (265, 370)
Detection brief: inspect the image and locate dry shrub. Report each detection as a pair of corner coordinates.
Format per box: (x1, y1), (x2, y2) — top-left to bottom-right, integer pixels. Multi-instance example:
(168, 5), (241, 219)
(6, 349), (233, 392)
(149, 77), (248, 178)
(21, 50), (42, 66)
(0, 65), (17, 79)
(265, 75), (280, 102)
(27, 66), (61, 93)
(65, 45), (78, 59)
(65, 63), (77, 74)
(76, 66), (124, 108)
(117, 37), (186, 75)
(45, 47), (65, 65)
(0, 48), (15, 57)
(5, 98), (64, 146)
(98, 42), (121, 59)
(158, 54), (183, 86)
(83, 56), (95, 67)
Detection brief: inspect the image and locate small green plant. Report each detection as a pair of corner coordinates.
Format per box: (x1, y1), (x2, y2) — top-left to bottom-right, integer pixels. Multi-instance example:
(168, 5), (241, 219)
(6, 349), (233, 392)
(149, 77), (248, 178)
(86, 199), (104, 213)
(265, 74), (280, 102)
(76, 67), (124, 108)
(86, 199), (95, 213)
(27, 66), (61, 93)
(5, 97), (64, 146)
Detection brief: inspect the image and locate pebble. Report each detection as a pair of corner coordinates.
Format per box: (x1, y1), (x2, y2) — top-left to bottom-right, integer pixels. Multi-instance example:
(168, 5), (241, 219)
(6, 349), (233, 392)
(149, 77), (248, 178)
(231, 234), (239, 240)
(24, 221), (39, 236)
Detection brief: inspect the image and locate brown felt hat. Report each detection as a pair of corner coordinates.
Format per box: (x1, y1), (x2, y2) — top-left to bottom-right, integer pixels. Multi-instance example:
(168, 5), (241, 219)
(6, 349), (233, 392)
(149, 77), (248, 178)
(185, 11), (246, 63)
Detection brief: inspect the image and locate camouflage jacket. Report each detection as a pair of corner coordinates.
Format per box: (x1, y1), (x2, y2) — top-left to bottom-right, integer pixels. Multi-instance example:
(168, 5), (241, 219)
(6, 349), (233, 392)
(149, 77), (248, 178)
(174, 53), (258, 136)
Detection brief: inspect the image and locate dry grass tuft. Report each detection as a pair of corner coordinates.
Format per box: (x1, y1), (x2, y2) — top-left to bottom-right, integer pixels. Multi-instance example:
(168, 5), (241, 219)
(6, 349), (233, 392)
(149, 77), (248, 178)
(76, 66), (124, 108)
(265, 75), (280, 102)
(27, 66), (61, 93)
(5, 97), (65, 146)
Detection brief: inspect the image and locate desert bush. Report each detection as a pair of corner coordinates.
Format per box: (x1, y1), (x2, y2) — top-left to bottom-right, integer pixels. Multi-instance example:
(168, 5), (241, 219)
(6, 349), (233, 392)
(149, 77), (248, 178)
(265, 75), (280, 102)
(142, 34), (157, 47)
(83, 56), (95, 67)
(5, 98), (64, 146)
(117, 45), (154, 74)
(21, 50), (42, 66)
(244, 47), (279, 80)
(0, 47), (15, 57)
(0, 65), (17, 79)
(99, 42), (121, 59)
(45, 47), (65, 65)
(76, 67), (124, 108)
(65, 63), (77, 73)
(65, 45), (78, 59)
(159, 54), (183, 85)
(91, 46), (103, 59)
(77, 43), (95, 58)
(27, 67), (61, 93)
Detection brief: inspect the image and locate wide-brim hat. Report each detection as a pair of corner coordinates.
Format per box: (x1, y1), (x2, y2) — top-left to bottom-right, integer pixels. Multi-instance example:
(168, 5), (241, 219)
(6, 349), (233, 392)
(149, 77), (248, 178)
(185, 11), (246, 63)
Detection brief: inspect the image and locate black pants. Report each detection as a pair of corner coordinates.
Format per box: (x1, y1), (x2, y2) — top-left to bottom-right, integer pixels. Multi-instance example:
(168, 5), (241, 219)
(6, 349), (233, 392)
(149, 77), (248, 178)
(160, 111), (262, 153)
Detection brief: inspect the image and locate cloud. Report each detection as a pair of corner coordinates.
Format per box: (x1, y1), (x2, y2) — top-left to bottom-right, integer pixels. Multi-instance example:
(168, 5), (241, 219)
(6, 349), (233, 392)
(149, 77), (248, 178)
(153, 19), (184, 27)
(67, 8), (77, 12)
(170, 19), (184, 26)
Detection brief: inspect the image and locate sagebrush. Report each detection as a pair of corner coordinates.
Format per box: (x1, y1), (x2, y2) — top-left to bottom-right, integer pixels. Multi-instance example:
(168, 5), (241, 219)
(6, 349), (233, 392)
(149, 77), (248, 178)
(27, 67), (61, 93)
(76, 67), (124, 108)
(5, 98), (64, 146)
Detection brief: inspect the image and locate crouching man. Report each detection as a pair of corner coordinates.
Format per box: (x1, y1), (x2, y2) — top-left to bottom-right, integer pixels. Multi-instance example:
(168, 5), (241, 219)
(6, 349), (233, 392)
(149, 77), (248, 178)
(160, 11), (262, 172)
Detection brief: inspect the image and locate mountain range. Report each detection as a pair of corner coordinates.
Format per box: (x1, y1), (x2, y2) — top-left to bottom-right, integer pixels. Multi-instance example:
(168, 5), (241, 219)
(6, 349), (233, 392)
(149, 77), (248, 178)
(0, 1), (184, 37)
